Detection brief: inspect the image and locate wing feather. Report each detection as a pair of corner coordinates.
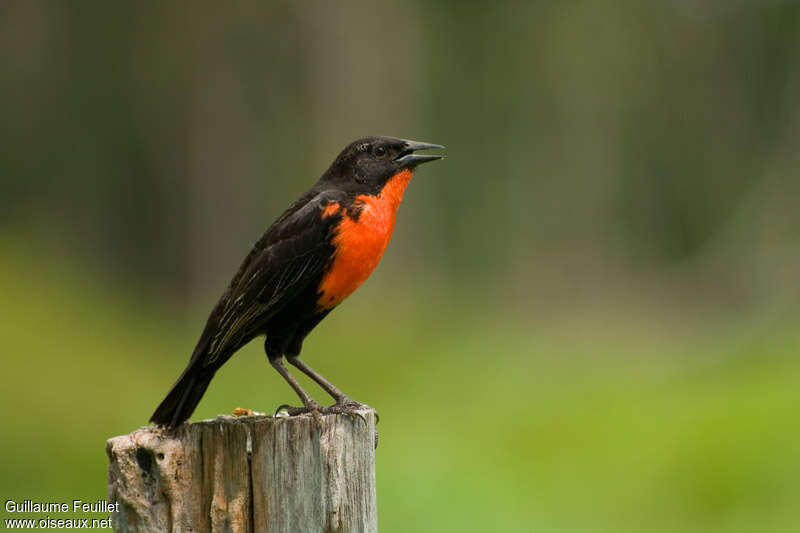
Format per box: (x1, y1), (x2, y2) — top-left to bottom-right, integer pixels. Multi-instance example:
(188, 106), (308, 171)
(197, 190), (345, 366)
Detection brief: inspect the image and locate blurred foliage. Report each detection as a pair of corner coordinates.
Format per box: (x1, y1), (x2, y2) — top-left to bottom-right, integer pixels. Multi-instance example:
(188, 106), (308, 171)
(3, 1), (800, 308)
(2, 1), (800, 531)
(2, 240), (799, 531)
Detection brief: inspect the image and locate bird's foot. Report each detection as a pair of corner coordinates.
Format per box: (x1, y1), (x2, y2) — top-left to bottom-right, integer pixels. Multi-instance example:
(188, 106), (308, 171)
(274, 398), (378, 424)
(321, 397), (378, 424)
(274, 399), (322, 417)
(332, 397), (369, 411)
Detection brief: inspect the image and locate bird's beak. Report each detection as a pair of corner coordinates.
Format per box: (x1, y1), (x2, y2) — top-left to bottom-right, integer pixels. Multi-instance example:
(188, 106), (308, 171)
(394, 139), (445, 167)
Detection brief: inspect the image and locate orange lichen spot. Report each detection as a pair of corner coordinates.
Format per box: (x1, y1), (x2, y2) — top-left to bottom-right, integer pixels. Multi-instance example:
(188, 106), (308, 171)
(321, 202), (341, 218)
(317, 169), (414, 309)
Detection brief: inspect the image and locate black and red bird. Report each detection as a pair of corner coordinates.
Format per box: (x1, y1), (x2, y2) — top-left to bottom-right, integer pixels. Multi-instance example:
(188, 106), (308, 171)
(151, 136), (444, 428)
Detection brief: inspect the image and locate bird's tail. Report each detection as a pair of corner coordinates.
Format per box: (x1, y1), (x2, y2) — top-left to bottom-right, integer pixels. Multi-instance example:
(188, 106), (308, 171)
(150, 363), (214, 429)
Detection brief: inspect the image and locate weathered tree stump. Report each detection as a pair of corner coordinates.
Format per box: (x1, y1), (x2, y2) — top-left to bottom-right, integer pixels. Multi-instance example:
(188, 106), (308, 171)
(106, 409), (378, 533)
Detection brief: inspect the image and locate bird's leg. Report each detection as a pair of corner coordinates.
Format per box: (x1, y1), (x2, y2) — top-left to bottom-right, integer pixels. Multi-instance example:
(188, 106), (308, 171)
(285, 355), (366, 409)
(269, 356), (321, 415)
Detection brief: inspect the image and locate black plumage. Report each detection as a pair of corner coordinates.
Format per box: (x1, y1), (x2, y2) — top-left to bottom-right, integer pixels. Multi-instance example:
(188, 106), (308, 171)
(151, 137), (443, 427)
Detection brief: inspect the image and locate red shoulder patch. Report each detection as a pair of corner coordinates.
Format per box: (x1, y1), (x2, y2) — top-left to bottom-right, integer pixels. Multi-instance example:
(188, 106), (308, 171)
(321, 202), (341, 218)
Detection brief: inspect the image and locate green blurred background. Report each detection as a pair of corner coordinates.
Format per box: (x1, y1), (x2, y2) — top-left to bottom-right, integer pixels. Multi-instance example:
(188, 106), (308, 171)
(2, 1), (800, 531)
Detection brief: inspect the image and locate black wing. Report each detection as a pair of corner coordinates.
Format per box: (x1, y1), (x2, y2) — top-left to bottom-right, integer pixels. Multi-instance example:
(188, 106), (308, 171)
(193, 189), (346, 368)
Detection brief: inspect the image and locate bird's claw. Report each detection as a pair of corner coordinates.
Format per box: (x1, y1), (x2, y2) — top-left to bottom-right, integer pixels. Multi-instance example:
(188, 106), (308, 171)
(333, 397), (369, 410)
(274, 398), (377, 425)
(274, 402), (320, 417)
(324, 398), (377, 425)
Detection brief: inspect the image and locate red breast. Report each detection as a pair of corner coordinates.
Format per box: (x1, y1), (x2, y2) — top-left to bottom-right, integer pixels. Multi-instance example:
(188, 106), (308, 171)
(317, 168), (414, 309)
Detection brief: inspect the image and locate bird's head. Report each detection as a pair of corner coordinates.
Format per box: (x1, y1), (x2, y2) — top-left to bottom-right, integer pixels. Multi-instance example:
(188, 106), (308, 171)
(323, 136), (444, 193)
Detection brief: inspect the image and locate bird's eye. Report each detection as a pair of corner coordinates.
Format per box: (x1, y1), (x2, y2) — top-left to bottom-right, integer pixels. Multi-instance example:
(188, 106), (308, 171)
(374, 146), (386, 157)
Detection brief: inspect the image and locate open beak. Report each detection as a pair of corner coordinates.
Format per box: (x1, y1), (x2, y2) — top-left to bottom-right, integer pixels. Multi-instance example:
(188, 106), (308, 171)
(394, 139), (445, 167)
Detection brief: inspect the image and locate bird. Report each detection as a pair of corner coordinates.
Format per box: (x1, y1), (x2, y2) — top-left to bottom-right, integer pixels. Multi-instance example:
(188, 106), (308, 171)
(150, 136), (444, 428)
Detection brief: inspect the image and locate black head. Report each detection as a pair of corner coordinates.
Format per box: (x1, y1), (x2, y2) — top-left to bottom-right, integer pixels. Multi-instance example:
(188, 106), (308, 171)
(322, 136), (444, 193)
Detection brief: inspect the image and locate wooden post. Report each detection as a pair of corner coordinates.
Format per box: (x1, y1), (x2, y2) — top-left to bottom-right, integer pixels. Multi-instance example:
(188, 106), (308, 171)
(106, 409), (378, 533)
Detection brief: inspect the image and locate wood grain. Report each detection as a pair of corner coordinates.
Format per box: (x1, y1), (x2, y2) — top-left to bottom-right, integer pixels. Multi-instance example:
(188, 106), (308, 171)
(106, 409), (377, 532)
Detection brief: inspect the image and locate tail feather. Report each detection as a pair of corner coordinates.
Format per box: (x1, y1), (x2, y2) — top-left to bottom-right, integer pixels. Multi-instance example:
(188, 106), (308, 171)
(150, 366), (214, 428)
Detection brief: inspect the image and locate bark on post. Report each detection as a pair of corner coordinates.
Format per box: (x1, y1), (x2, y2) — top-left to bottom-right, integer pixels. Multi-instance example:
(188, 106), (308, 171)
(106, 409), (378, 533)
